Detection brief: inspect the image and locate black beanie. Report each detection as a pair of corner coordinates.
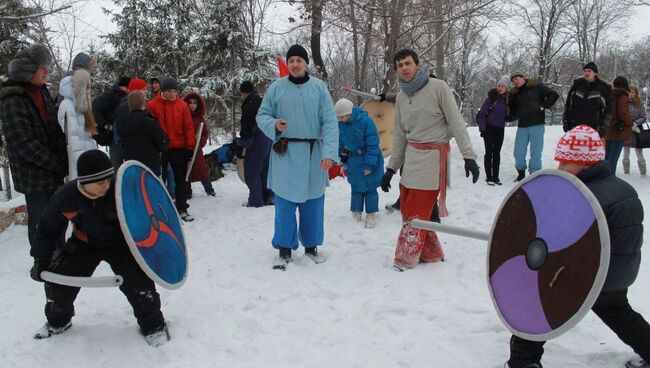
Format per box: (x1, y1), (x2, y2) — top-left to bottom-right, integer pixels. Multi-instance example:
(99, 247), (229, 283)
(240, 81), (254, 93)
(77, 150), (114, 184)
(583, 62), (598, 74)
(118, 76), (132, 87)
(161, 77), (179, 92)
(286, 44), (309, 64)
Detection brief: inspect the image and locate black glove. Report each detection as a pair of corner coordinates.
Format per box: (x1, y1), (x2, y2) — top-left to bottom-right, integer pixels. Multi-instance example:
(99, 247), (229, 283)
(464, 159), (480, 184)
(381, 168), (395, 192)
(30, 258), (50, 282)
(340, 148), (350, 164)
(186, 150), (194, 161)
(378, 93), (386, 102)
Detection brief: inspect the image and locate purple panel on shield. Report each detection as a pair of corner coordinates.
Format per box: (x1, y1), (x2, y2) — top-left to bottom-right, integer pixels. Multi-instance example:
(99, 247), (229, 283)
(491, 256), (551, 334)
(522, 175), (594, 253)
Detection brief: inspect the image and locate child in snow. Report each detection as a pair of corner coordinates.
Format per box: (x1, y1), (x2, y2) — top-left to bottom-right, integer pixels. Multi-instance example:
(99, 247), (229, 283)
(335, 98), (384, 229)
(505, 125), (650, 368)
(29, 150), (169, 347)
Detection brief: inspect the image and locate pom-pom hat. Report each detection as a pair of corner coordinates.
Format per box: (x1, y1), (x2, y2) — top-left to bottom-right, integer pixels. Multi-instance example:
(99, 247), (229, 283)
(554, 125), (605, 165)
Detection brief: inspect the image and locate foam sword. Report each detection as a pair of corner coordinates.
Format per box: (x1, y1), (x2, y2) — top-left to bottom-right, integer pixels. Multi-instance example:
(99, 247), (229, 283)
(40, 271), (123, 288)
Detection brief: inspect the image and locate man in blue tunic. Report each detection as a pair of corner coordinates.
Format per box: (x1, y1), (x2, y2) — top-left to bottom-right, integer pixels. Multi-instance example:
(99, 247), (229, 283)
(256, 45), (339, 270)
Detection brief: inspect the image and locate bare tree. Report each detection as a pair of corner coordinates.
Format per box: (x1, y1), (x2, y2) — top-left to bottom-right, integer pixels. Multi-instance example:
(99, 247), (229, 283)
(568, 0), (629, 61)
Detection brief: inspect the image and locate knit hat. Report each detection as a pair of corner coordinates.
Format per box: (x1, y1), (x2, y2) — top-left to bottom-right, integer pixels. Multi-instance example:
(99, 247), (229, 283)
(72, 52), (97, 73)
(7, 44), (53, 82)
(161, 77), (178, 92)
(240, 81), (254, 93)
(497, 75), (510, 87)
(335, 98), (354, 117)
(583, 62), (598, 74)
(117, 76), (132, 87)
(77, 150), (114, 184)
(554, 125), (605, 165)
(286, 44), (309, 64)
(128, 78), (148, 92)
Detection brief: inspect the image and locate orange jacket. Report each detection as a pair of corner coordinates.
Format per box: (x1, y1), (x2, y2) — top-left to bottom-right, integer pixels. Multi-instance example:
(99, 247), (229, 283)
(146, 94), (196, 150)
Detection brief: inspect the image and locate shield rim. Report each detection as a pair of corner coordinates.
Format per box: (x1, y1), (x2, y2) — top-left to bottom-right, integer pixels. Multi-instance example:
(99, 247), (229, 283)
(116, 160), (189, 290)
(486, 169), (610, 341)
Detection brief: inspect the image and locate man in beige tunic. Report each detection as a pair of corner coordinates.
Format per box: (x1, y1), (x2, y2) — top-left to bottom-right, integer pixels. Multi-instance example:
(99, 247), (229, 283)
(380, 49), (479, 271)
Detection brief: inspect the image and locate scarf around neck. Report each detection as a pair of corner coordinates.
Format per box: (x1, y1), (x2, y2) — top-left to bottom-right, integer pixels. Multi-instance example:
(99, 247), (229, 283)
(398, 66), (430, 96)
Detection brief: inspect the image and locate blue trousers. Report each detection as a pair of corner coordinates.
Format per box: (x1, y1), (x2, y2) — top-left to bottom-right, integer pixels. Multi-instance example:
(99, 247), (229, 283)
(350, 188), (379, 213)
(273, 195), (324, 250)
(605, 139), (625, 175)
(514, 125), (545, 173)
(165, 163), (175, 199)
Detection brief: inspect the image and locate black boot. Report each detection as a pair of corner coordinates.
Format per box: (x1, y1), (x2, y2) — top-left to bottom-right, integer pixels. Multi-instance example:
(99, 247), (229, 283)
(305, 247), (317, 256)
(279, 247), (292, 261)
(514, 170), (525, 182)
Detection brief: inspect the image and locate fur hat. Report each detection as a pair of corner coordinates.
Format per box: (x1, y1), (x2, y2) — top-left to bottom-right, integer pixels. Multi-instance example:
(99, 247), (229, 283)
(510, 73), (525, 80)
(583, 62), (598, 74)
(240, 81), (254, 93)
(554, 125), (605, 165)
(161, 77), (178, 92)
(77, 150), (114, 184)
(128, 78), (148, 92)
(72, 52), (97, 73)
(497, 75), (510, 87)
(334, 98), (354, 117)
(286, 44), (309, 64)
(7, 44), (53, 82)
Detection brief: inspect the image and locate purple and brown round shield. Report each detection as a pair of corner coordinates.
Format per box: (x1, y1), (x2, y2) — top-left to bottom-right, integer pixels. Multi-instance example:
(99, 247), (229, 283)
(487, 169), (609, 341)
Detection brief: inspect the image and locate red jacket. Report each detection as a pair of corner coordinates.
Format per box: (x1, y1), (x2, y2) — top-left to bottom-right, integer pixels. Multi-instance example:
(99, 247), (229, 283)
(183, 93), (210, 182)
(146, 94), (195, 150)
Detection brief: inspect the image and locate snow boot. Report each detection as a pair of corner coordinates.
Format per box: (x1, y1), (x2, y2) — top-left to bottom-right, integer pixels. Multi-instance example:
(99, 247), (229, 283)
(273, 248), (292, 270)
(493, 178), (502, 185)
(639, 160), (647, 175)
(514, 170), (526, 182)
(352, 211), (362, 221)
(623, 159), (630, 174)
(365, 213), (376, 229)
(625, 359), (648, 368)
(34, 321), (72, 339)
(145, 324), (171, 347)
(304, 247), (326, 264)
(179, 211), (194, 222)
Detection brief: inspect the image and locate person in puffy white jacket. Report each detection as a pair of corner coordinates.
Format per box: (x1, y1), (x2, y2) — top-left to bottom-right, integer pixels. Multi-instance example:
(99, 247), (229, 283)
(57, 69), (97, 179)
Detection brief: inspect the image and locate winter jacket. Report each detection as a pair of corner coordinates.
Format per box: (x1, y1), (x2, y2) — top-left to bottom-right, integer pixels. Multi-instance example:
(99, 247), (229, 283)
(117, 109), (169, 176)
(624, 102), (647, 147)
(239, 92), (263, 143)
(339, 106), (384, 192)
(146, 94), (196, 150)
(477, 89), (509, 132)
(57, 75), (98, 179)
(257, 76), (339, 203)
(606, 88), (634, 141)
(577, 161), (644, 292)
(0, 81), (67, 193)
(563, 77), (611, 131)
(92, 85), (128, 146)
(388, 78), (476, 190)
(510, 79), (559, 127)
(32, 179), (123, 259)
(183, 93), (210, 182)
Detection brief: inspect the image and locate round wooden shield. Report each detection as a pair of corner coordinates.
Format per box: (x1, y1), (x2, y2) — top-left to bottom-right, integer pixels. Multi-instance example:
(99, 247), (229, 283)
(116, 161), (188, 290)
(361, 100), (394, 158)
(487, 169), (609, 341)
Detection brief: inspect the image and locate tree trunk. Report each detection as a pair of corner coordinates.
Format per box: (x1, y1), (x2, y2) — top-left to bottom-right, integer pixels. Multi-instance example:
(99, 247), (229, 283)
(310, 0), (328, 82)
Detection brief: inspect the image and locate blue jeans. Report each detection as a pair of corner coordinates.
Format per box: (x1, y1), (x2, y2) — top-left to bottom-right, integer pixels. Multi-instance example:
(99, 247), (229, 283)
(514, 125), (545, 173)
(350, 188), (379, 213)
(272, 195), (324, 250)
(605, 139), (625, 175)
(201, 180), (214, 193)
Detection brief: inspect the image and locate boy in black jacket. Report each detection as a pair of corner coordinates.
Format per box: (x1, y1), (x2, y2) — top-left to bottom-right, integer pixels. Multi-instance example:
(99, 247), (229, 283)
(30, 150), (169, 346)
(117, 90), (169, 176)
(506, 125), (649, 368)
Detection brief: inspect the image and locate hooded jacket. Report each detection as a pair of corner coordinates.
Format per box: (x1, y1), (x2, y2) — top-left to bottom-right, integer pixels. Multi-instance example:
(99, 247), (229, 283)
(605, 88), (634, 141)
(510, 78), (559, 127)
(477, 88), (510, 132)
(117, 109), (169, 176)
(183, 92), (210, 182)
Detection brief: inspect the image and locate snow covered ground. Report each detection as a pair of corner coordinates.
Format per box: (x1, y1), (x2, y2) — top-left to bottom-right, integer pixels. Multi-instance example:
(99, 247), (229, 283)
(0, 125), (648, 368)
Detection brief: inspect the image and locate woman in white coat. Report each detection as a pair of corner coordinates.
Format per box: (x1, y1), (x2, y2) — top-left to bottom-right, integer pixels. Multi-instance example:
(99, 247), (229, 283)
(57, 69), (97, 179)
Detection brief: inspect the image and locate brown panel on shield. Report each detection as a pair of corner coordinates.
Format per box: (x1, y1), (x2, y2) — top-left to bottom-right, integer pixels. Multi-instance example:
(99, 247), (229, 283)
(537, 222), (601, 329)
(489, 189), (537, 277)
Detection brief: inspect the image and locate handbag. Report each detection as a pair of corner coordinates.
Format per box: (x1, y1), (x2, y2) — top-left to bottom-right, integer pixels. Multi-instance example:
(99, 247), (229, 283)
(636, 121), (650, 149)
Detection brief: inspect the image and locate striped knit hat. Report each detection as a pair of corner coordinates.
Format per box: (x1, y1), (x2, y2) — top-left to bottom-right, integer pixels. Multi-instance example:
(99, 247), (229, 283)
(554, 125), (605, 164)
(77, 150), (114, 184)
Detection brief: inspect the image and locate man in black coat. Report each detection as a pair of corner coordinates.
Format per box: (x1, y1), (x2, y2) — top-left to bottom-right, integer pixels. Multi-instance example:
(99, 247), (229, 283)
(29, 150), (169, 346)
(506, 125), (650, 368)
(510, 74), (559, 182)
(92, 76), (131, 169)
(0, 44), (68, 251)
(563, 62), (612, 136)
(237, 81), (273, 207)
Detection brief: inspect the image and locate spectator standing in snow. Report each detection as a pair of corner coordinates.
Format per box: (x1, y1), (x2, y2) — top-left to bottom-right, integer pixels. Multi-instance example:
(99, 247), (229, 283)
(256, 44), (339, 267)
(622, 86), (647, 175)
(92, 76), (131, 169)
(477, 75), (510, 186)
(605, 76), (634, 175)
(29, 150), (169, 347)
(563, 62), (612, 136)
(506, 125), (650, 368)
(380, 48), (479, 271)
(237, 80), (273, 207)
(183, 92), (215, 197)
(0, 44), (68, 254)
(335, 98), (384, 229)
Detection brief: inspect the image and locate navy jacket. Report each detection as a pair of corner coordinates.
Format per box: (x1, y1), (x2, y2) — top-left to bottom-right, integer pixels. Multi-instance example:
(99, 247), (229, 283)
(510, 79), (559, 127)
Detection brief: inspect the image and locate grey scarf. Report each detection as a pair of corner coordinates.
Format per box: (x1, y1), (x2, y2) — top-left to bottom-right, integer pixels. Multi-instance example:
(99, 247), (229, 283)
(397, 66), (430, 96)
